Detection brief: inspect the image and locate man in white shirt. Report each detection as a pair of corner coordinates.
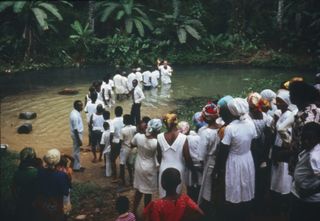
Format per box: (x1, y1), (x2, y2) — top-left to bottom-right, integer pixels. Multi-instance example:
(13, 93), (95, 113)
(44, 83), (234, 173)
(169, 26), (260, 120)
(151, 70), (160, 88)
(142, 70), (152, 90)
(70, 100), (85, 172)
(158, 60), (173, 84)
(130, 79), (145, 125)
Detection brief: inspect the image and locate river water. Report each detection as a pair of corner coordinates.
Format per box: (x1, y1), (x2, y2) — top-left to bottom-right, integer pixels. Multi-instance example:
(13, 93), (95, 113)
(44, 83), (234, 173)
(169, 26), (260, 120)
(0, 65), (313, 155)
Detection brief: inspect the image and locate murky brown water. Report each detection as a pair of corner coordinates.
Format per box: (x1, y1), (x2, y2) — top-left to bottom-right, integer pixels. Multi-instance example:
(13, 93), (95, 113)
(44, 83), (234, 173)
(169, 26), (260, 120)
(0, 65), (313, 156)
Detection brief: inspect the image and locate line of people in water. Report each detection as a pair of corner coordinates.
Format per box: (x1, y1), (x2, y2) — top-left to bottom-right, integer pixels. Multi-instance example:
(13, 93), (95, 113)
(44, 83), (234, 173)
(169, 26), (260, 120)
(11, 73), (320, 221)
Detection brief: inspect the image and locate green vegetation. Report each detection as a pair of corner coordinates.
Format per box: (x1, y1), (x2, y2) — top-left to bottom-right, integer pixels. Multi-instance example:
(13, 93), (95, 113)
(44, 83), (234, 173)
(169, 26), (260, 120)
(0, 0), (319, 73)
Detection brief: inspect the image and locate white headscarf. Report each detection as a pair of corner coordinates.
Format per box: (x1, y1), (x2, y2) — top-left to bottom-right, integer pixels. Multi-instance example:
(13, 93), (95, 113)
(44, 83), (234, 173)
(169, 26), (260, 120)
(146, 119), (162, 135)
(227, 98), (249, 120)
(260, 89), (276, 103)
(44, 148), (61, 168)
(277, 89), (291, 105)
(177, 121), (190, 135)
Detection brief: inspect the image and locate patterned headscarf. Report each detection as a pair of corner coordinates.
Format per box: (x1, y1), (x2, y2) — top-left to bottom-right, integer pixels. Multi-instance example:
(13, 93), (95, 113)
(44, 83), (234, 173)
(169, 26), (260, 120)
(163, 113), (178, 127)
(44, 148), (61, 168)
(177, 121), (190, 135)
(146, 118), (162, 135)
(20, 147), (36, 162)
(202, 102), (219, 121)
(227, 98), (249, 120)
(247, 92), (269, 112)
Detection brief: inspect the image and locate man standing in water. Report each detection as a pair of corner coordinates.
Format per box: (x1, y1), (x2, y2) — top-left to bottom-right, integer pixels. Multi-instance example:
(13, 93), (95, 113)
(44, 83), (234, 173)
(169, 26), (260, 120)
(130, 79), (145, 125)
(70, 100), (85, 172)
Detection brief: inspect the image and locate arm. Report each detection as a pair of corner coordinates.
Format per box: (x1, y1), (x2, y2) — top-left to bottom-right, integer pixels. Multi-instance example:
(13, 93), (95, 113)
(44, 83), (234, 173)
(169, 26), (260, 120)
(135, 89), (145, 103)
(102, 88), (107, 105)
(157, 142), (162, 164)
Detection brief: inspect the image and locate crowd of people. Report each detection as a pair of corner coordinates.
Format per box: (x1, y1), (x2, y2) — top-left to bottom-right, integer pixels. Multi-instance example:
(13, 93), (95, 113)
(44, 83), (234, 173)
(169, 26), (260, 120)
(11, 66), (320, 221)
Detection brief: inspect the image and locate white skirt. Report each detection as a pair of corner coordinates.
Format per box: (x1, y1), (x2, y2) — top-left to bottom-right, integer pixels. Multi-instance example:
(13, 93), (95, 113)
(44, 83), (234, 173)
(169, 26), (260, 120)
(270, 162), (292, 194)
(225, 151), (255, 203)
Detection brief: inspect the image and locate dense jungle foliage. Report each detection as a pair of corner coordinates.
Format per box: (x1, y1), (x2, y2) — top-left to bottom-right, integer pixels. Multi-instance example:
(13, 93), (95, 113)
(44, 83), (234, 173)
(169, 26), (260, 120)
(0, 0), (319, 72)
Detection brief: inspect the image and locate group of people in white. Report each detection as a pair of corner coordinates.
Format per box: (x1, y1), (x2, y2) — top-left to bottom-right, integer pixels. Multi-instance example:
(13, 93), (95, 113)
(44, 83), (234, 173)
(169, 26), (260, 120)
(69, 70), (320, 221)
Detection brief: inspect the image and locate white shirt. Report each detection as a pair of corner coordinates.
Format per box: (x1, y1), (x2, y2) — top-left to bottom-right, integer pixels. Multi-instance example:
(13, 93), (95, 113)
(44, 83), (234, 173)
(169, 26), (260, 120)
(159, 65), (172, 84)
(100, 130), (111, 149)
(70, 109), (83, 134)
(198, 126), (219, 161)
(101, 82), (112, 101)
(112, 117), (124, 143)
(127, 72), (137, 91)
(151, 70), (160, 87)
(136, 71), (142, 82)
(120, 125), (137, 149)
(187, 130), (202, 162)
(132, 86), (145, 104)
(291, 144), (320, 202)
(142, 71), (152, 87)
(84, 100), (105, 123)
(91, 113), (104, 131)
(113, 74), (126, 94)
(106, 119), (115, 134)
(121, 76), (129, 94)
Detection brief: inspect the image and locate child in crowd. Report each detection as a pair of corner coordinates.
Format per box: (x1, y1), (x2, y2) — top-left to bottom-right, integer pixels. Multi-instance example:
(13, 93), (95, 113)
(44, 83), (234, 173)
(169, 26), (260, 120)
(56, 154), (74, 216)
(143, 168), (203, 221)
(115, 196), (136, 221)
(101, 122), (112, 177)
(119, 114), (137, 186)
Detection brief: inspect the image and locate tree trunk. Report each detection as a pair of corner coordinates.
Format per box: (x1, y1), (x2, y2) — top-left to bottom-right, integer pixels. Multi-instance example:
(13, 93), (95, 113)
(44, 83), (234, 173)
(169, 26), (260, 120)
(88, 1), (95, 33)
(229, 0), (246, 36)
(277, 0), (284, 30)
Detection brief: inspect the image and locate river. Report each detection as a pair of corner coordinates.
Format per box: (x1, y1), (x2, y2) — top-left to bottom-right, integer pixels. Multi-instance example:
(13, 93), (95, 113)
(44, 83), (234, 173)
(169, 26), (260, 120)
(0, 65), (314, 155)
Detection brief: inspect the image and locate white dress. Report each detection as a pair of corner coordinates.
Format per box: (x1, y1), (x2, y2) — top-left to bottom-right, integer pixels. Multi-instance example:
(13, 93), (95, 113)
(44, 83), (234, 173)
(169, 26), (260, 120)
(270, 110), (293, 194)
(159, 65), (172, 84)
(158, 132), (187, 198)
(197, 127), (220, 203)
(133, 133), (158, 194)
(222, 119), (257, 203)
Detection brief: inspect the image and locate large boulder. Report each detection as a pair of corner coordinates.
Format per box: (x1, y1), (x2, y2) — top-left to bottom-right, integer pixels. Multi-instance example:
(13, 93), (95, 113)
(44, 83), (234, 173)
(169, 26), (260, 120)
(58, 88), (79, 95)
(17, 123), (32, 134)
(19, 112), (37, 120)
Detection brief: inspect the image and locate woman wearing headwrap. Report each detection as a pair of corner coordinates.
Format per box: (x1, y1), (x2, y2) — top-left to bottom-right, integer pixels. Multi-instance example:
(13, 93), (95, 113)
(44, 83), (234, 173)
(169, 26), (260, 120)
(132, 118), (162, 215)
(220, 98), (257, 221)
(157, 113), (194, 198)
(247, 92), (273, 213)
(269, 89), (294, 215)
(12, 147), (38, 221)
(261, 89), (277, 117)
(178, 121), (202, 202)
(195, 102), (221, 215)
(34, 149), (70, 221)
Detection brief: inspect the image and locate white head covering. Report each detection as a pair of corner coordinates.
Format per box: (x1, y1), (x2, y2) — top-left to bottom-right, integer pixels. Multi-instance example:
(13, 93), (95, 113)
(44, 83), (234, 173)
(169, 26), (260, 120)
(227, 98), (249, 120)
(260, 89), (276, 103)
(44, 148), (61, 168)
(146, 119), (162, 135)
(177, 121), (190, 135)
(277, 89), (291, 105)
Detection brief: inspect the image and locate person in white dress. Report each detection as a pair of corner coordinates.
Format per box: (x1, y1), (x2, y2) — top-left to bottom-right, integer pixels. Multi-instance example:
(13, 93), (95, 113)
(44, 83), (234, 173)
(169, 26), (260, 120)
(270, 89), (294, 214)
(101, 122), (111, 177)
(132, 119), (162, 215)
(150, 70), (160, 88)
(101, 75), (114, 108)
(197, 103), (221, 208)
(119, 114), (136, 186)
(157, 59), (173, 85)
(221, 98), (257, 221)
(177, 121), (202, 202)
(157, 113), (194, 198)
(142, 70), (152, 90)
(113, 71), (127, 100)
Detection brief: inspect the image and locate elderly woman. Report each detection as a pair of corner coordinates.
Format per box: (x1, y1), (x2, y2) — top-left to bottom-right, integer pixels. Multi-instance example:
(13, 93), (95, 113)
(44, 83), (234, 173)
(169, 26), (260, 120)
(34, 149), (70, 221)
(132, 119), (163, 215)
(197, 103), (221, 207)
(157, 113), (194, 198)
(221, 98), (257, 221)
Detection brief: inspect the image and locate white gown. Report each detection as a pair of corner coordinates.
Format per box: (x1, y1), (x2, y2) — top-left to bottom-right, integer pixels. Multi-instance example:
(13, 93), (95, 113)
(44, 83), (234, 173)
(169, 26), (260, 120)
(133, 133), (158, 194)
(158, 132), (186, 198)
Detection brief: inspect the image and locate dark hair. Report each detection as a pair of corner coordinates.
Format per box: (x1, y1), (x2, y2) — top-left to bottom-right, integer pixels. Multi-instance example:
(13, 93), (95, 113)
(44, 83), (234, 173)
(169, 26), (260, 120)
(302, 122), (320, 141)
(32, 157), (43, 169)
(161, 168), (181, 192)
(123, 114), (133, 125)
(103, 74), (110, 82)
(89, 86), (95, 93)
(73, 100), (82, 109)
(57, 156), (68, 168)
(103, 122), (110, 130)
(115, 196), (129, 214)
(289, 81), (320, 105)
(141, 116), (151, 124)
(90, 91), (98, 103)
(115, 106), (123, 117)
(103, 110), (110, 120)
(96, 104), (104, 113)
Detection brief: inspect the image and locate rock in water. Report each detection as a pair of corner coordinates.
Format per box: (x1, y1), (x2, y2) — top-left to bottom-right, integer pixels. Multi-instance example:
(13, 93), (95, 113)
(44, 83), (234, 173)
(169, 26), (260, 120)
(19, 112), (37, 120)
(17, 123), (32, 134)
(58, 88), (79, 95)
